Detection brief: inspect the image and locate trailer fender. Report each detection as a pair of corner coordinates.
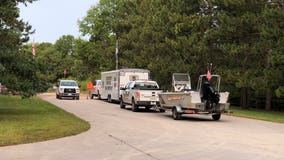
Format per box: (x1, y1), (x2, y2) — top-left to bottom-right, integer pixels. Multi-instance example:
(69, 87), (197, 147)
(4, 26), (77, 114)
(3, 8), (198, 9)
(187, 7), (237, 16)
(174, 105), (183, 113)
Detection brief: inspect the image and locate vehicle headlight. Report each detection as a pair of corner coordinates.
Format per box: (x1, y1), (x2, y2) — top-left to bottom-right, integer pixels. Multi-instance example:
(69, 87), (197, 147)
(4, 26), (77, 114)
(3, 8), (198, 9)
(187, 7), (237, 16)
(59, 88), (64, 93)
(76, 88), (80, 93)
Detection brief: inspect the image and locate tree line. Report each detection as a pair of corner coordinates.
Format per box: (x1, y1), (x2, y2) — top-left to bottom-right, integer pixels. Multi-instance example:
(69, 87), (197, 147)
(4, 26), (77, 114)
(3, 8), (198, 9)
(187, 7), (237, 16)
(1, 0), (283, 110)
(78, 0), (284, 110)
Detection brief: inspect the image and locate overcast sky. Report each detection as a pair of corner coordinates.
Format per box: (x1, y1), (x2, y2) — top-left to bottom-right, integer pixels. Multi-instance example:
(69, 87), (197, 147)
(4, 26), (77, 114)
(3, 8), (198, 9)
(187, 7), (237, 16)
(19, 0), (99, 43)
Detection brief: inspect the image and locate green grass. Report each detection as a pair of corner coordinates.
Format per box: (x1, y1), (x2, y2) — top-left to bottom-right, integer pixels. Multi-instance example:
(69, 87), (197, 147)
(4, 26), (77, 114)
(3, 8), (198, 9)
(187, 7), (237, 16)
(227, 106), (284, 123)
(0, 95), (90, 146)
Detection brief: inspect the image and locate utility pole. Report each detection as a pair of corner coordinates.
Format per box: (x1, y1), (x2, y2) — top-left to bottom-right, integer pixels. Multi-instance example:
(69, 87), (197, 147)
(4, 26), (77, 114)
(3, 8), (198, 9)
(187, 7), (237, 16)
(115, 38), (119, 70)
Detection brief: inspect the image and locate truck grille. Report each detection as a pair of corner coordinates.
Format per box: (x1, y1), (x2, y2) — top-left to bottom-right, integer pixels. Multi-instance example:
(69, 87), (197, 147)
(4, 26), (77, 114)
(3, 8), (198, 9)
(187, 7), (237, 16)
(64, 88), (75, 93)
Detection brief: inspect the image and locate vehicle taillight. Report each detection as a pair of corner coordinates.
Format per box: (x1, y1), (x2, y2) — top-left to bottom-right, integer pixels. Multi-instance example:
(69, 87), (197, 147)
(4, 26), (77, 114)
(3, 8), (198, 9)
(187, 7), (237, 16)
(136, 91), (140, 100)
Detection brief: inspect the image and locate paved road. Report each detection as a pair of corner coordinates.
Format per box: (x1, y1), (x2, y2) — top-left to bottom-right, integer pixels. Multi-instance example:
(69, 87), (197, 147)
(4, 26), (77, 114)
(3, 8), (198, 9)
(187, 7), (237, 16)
(1, 93), (284, 160)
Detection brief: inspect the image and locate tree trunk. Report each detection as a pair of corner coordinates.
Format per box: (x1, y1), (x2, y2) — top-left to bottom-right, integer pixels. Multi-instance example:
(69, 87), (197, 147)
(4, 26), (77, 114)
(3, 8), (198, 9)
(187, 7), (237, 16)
(240, 87), (249, 109)
(265, 88), (272, 110)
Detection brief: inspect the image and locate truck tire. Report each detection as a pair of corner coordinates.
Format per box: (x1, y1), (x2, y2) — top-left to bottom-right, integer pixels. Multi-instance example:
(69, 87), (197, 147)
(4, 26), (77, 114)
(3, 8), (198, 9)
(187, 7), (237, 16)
(132, 99), (138, 112)
(212, 114), (221, 121)
(172, 107), (181, 120)
(120, 98), (125, 109)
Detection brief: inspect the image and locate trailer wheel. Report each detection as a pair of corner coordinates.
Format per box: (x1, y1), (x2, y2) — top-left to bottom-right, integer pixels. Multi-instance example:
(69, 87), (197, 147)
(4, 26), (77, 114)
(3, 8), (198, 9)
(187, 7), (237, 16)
(212, 114), (221, 121)
(120, 98), (125, 109)
(132, 99), (138, 112)
(172, 107), (181, 120)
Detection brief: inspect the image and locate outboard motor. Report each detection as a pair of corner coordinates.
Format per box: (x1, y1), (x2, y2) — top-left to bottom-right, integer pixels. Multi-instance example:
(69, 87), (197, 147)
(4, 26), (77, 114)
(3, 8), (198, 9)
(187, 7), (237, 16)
(201, 82), (220, 109)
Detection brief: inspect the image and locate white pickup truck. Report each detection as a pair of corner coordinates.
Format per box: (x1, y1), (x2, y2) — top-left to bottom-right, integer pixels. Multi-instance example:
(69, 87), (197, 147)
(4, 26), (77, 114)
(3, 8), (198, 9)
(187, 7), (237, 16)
(119, 80), (163, 112)
(56, 80), (80, 100)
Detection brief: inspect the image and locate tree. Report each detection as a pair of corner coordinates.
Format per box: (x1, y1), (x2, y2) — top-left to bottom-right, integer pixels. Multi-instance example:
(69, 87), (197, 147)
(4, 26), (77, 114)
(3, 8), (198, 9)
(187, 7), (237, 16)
(259, 1), (284, 109)
(202, 1), (267, 109)
(73, 38), (103, 80)
(110, 0), (204, 89)
(54, 35), (76, 79)
(34, 42), (61, 83)
(75, 0), (284, 110)
(0, 0), (40, 98)
(78, 0), (120, 74)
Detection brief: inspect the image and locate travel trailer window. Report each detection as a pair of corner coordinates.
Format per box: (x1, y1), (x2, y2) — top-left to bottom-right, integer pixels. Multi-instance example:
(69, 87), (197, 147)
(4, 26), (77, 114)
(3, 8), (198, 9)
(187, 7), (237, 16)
(114, 77), (117, 88)
(129, 75), (139, 81)
(106, 76), (112, 85)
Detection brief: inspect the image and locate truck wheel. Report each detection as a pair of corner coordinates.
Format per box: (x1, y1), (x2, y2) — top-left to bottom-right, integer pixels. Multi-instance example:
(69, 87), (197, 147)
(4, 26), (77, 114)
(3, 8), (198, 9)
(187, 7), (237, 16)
(212, 114), (221, 121)
(120, 98), (125, 109)
(132, 99), (138, 112)
(172, 107), (181, 120)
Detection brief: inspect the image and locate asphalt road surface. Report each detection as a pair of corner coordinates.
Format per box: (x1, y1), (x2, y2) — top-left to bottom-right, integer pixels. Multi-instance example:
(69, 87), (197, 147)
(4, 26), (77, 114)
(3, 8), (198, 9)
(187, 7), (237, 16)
(1, 93), (284, 160)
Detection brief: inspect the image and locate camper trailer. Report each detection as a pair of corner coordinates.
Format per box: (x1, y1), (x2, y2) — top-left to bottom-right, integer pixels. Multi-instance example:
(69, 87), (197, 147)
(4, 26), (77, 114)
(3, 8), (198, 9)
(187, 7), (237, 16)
(100, 69), (150, 102)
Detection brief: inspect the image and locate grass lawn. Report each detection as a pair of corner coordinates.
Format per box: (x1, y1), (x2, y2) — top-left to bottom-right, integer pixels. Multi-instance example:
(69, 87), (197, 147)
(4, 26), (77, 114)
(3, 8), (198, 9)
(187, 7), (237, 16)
(227, 106), (284, 123)
(0, 95), (90, 146)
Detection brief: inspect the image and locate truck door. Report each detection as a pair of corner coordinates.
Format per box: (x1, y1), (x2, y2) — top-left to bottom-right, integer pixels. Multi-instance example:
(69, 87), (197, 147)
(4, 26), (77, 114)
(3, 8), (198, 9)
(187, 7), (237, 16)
(124, 82), (132, 103)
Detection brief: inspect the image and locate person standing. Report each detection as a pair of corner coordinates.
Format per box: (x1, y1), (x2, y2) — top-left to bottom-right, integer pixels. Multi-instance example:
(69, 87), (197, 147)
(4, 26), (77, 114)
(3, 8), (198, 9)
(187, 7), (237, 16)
(87, 81), (93, 99)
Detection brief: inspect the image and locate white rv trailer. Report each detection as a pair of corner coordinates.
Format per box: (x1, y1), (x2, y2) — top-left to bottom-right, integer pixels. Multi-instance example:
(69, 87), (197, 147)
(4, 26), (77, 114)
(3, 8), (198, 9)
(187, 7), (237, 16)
(100, 68), (150, 102)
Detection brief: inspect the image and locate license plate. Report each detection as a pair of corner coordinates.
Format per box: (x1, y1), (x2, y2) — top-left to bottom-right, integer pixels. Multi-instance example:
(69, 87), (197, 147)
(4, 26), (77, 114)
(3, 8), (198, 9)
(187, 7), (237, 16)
(151, 101), (156, 105)
(68, 93), (72, 96)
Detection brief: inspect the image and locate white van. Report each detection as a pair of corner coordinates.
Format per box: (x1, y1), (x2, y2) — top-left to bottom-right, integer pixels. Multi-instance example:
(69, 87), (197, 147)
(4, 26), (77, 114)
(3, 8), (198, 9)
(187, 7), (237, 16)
(100, 69), (150, 102)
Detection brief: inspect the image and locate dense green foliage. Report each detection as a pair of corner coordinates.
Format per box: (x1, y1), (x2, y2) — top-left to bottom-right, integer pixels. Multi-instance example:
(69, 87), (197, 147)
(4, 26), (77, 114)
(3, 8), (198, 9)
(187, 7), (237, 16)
(0, 95), (90, 146)
(77, 0), (284, 110)
(0, 0), (42, 98)
(1, 1), (283, 110)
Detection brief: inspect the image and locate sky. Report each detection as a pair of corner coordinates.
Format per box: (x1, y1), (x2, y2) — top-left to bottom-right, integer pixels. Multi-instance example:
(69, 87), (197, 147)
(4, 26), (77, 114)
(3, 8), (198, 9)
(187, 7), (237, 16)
(19, 0), (100, 43)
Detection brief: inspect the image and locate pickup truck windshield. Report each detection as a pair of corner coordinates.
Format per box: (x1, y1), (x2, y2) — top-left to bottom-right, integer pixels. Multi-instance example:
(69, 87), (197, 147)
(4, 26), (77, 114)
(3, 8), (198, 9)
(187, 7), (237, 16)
(174, 74), (189, 81)
(61, 81), (78, 86)
(133, 82), (158, 89)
